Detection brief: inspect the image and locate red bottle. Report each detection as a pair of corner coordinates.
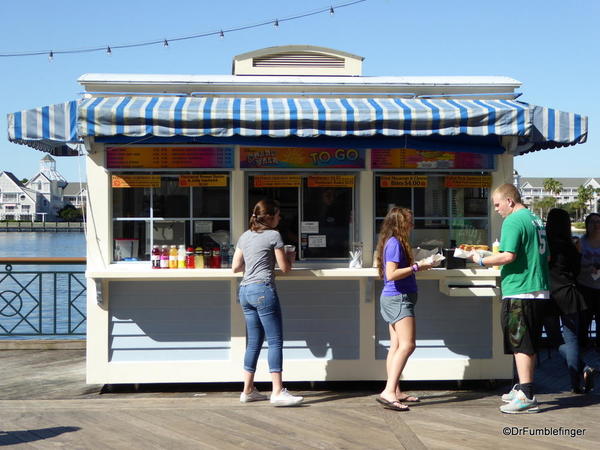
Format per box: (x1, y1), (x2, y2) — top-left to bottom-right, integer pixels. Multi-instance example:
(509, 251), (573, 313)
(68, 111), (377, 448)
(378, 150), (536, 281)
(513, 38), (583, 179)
(211, 247), (221, 269)
(151, 245), (161, 269)
(185, 247), (195, 269)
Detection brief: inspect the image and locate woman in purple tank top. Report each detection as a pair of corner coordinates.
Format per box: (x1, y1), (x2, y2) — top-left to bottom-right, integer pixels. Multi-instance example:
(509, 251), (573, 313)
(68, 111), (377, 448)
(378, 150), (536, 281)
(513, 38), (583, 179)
(374, 207), (432, 411)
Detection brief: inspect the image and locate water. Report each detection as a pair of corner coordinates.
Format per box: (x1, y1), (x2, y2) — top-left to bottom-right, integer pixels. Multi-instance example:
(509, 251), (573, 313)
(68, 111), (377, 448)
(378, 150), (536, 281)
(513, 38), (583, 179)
(0, 232), (86, 339)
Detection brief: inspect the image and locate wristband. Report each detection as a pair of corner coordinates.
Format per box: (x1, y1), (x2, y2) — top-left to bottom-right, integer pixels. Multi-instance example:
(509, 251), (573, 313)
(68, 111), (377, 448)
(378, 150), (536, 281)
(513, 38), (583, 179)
(411, 263), (419, 272)
(478, 257), (485, 267)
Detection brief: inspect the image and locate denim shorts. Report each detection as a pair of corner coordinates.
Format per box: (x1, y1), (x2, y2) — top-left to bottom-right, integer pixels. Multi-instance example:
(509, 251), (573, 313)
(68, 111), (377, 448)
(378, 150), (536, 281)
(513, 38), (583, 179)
(380, 292), (418, 324)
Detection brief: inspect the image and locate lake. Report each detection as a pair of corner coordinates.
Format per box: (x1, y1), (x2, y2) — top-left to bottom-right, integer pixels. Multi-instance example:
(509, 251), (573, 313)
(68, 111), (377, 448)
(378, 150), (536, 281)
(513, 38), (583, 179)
(0, 232), (86, 339)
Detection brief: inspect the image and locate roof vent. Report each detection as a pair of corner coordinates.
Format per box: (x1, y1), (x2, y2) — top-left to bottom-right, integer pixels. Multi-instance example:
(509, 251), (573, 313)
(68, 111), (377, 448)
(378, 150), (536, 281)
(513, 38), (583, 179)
(253, 52), (345, 69)
(233, 45), (363, 76)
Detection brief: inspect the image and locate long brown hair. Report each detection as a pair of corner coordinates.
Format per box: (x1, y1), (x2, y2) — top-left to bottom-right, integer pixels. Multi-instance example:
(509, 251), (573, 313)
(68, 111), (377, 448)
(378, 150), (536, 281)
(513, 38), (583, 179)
(375, 207), (414, 279)
(249, 199), (280, 232)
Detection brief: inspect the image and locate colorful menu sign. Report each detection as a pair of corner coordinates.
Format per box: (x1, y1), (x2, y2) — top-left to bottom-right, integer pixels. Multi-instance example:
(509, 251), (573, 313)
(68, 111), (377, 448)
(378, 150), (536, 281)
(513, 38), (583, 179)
(253, 175), (301, 188)
(307, 175), (355, 188)
(380, 175), (428, 188)
(444, 175), (492, 188)
(179, 174), (228, 187)
(371, 148), (494, 170)
(112, 175), (161, 188)
(240, 147), (364, 169)
(107, 146), (234, 169)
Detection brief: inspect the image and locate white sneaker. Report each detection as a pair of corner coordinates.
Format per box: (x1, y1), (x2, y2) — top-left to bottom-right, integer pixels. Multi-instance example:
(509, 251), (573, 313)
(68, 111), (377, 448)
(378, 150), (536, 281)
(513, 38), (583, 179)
(270, 388), (304, 407)
(240, 387), (268, 403)
(501, 384), (519, 403)
(499, 390), (539, 414)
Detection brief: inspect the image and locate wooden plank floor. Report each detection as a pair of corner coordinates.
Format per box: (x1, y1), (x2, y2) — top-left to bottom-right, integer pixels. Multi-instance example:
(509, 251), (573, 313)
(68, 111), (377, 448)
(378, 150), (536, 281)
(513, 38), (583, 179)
(0, 348), (599, 449)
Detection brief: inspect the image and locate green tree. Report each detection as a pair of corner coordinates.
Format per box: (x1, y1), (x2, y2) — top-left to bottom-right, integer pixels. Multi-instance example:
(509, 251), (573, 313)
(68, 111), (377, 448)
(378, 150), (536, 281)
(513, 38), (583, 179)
(577, 185), (596, 215)
(543, 178), (563, 198)
(20, 178), (28, 184)
(58, 205), (83, 222)
(532, 196), (557, 220)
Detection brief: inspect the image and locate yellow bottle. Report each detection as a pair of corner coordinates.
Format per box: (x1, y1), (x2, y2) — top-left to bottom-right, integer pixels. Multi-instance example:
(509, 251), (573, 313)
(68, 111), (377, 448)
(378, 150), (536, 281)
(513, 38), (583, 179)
(169, 245), (178, 269)
(194, 247), (205, 269)
(492, 239), (500, 270)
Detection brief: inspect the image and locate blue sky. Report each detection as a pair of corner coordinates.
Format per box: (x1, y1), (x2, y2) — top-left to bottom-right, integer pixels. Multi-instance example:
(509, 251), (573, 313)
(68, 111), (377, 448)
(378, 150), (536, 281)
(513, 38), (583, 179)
(1, 0), (598, 182)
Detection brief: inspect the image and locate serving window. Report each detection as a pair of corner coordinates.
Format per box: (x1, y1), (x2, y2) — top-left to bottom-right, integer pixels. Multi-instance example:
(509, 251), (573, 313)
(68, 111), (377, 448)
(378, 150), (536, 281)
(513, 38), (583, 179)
(374, 173), (490, 248)
(247, 174), (356, 260)
(111, 173), (230, 261)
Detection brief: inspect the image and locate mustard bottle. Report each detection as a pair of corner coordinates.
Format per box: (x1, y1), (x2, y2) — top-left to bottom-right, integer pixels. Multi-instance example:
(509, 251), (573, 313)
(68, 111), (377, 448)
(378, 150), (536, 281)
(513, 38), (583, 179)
(492, 239), (500, 270)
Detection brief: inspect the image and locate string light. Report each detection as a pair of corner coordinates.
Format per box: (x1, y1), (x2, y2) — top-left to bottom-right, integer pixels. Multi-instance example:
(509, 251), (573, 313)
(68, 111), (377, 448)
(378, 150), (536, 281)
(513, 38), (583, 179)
(0, 1), (367, 59)
(48, 51), (54, 62)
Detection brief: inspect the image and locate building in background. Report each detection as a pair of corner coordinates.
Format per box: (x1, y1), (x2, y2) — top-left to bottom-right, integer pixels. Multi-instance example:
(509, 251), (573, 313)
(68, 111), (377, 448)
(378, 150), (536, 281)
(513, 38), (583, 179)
(514, 172), (600, 214)
(0, 155), (87, 221)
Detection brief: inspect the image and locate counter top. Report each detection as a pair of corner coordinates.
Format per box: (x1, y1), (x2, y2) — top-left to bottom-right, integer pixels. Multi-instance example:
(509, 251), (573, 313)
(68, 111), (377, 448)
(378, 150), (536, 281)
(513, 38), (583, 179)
(86, 266), (500, 280)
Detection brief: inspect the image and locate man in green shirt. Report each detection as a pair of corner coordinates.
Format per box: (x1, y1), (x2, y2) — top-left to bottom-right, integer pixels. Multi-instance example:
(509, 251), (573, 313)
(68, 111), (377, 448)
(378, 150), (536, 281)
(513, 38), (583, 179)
(471, 183), (549, 414)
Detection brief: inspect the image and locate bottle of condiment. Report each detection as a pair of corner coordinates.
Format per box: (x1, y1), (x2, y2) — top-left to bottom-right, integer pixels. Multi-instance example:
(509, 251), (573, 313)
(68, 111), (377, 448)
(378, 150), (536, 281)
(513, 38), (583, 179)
(177, 244), (186, 269)
(151, 245), (161, 269)
(492, 239), (500, 270)
(194, 246), (204, 268)
(160, 245), (169, 269)
(203, 247), (212, 268)
(169, 245), (178, 269)
(221, 244), (229, 268)
(186, 247), (195, 269)
(212, 247), (221, 269)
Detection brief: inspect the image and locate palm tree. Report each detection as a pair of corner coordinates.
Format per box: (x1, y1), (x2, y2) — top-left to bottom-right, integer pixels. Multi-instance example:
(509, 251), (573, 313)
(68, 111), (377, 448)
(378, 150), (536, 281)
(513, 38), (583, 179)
(577, 185), (596, 215)
(543, 178), (563, 200)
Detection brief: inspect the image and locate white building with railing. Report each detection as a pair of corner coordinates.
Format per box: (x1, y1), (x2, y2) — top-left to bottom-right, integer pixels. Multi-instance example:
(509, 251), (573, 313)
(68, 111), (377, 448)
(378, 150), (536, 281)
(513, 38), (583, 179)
(514, 172), (600, 213)
(0, 155), (87, 221)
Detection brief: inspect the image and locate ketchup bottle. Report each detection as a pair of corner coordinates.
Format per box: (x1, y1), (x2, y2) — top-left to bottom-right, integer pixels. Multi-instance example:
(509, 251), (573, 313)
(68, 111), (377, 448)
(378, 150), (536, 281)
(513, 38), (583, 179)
(212, 247), (221, 269)
(186, 247), (195, 269)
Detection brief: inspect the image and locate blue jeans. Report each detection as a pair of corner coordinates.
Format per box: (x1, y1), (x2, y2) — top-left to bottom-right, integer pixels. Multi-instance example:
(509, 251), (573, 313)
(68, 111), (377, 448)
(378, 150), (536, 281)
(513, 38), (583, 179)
(559, 312), (585, 390)
(239, 282), (283, 373)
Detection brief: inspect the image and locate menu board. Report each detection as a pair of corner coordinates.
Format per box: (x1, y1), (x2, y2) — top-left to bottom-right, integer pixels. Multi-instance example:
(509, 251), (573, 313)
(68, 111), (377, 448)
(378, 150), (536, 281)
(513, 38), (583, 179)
(380, 175), (428, 188)
(253, 175), (301, 188)
(240, 147), (364, 169)
(371, 148), (494, 170)
(112, 175), (161, 188)
(179, 174), (228, 187)
(107, 146), (234, 169)
(307, 175), (355, 188)
(444, 175), (492, 188)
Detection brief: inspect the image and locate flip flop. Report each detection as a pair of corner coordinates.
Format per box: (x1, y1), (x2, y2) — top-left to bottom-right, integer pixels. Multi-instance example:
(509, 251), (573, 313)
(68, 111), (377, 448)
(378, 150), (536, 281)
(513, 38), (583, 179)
(397, 394), (420, 403)
(375, 397), (410, 411)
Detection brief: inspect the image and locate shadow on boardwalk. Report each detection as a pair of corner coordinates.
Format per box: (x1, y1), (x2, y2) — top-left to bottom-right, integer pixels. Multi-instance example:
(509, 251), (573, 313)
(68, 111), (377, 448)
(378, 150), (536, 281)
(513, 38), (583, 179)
(0, 348), (599, 449)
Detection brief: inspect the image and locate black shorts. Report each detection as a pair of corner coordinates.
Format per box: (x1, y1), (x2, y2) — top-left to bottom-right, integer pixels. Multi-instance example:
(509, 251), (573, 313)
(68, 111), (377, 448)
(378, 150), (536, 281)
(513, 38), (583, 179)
(501, 298), (546, 355)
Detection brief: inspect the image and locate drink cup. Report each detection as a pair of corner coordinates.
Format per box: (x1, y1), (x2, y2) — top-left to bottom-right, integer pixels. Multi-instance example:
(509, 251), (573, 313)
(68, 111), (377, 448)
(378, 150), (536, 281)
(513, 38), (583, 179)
(284, 245), (296, 262)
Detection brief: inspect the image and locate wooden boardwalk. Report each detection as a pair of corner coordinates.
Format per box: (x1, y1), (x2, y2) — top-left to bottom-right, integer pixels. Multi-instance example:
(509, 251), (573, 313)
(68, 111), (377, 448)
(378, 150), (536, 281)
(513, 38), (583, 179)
(0, 348), (599, 449)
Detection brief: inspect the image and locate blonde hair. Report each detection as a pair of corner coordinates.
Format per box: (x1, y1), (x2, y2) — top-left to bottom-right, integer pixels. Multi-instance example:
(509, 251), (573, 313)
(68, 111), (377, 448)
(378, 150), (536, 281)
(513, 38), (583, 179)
(375, 207), (414, 279)
(493, 183), (522, 204)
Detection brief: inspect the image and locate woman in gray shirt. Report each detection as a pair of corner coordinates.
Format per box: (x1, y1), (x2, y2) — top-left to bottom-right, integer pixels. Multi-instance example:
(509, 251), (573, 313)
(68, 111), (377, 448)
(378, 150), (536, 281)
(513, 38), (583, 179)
(232, 199), (303, 407)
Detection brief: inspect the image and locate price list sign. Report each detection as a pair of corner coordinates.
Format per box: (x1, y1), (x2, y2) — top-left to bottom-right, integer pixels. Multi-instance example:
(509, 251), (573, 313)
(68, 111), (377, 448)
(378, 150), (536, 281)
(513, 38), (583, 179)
(179, 174), (228, 187)
(107, 146), (234, 169)
(112, 175), (161, 188)
(380, 175), (428, 188)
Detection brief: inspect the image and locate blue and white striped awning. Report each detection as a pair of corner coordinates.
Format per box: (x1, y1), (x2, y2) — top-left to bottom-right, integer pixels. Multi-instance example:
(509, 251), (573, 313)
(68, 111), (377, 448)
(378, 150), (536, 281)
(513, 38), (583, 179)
(7, 100), (81, 156)
(8, 96), (587, 156)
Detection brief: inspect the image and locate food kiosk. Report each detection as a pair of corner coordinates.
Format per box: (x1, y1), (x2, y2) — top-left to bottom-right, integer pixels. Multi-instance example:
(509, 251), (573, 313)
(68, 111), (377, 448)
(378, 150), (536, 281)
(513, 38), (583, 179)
(8, 45), (588, 384)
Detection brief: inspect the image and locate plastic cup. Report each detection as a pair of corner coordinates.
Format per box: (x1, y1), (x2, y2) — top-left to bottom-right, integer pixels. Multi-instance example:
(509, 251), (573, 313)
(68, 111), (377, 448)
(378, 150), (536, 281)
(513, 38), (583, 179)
(284, 245), (296, 262)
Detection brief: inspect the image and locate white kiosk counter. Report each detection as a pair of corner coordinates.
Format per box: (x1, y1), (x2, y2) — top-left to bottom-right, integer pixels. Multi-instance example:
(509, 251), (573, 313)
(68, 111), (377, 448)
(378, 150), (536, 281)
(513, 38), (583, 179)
(86, 266), (505, 384)
(7, 45), (587, 385)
